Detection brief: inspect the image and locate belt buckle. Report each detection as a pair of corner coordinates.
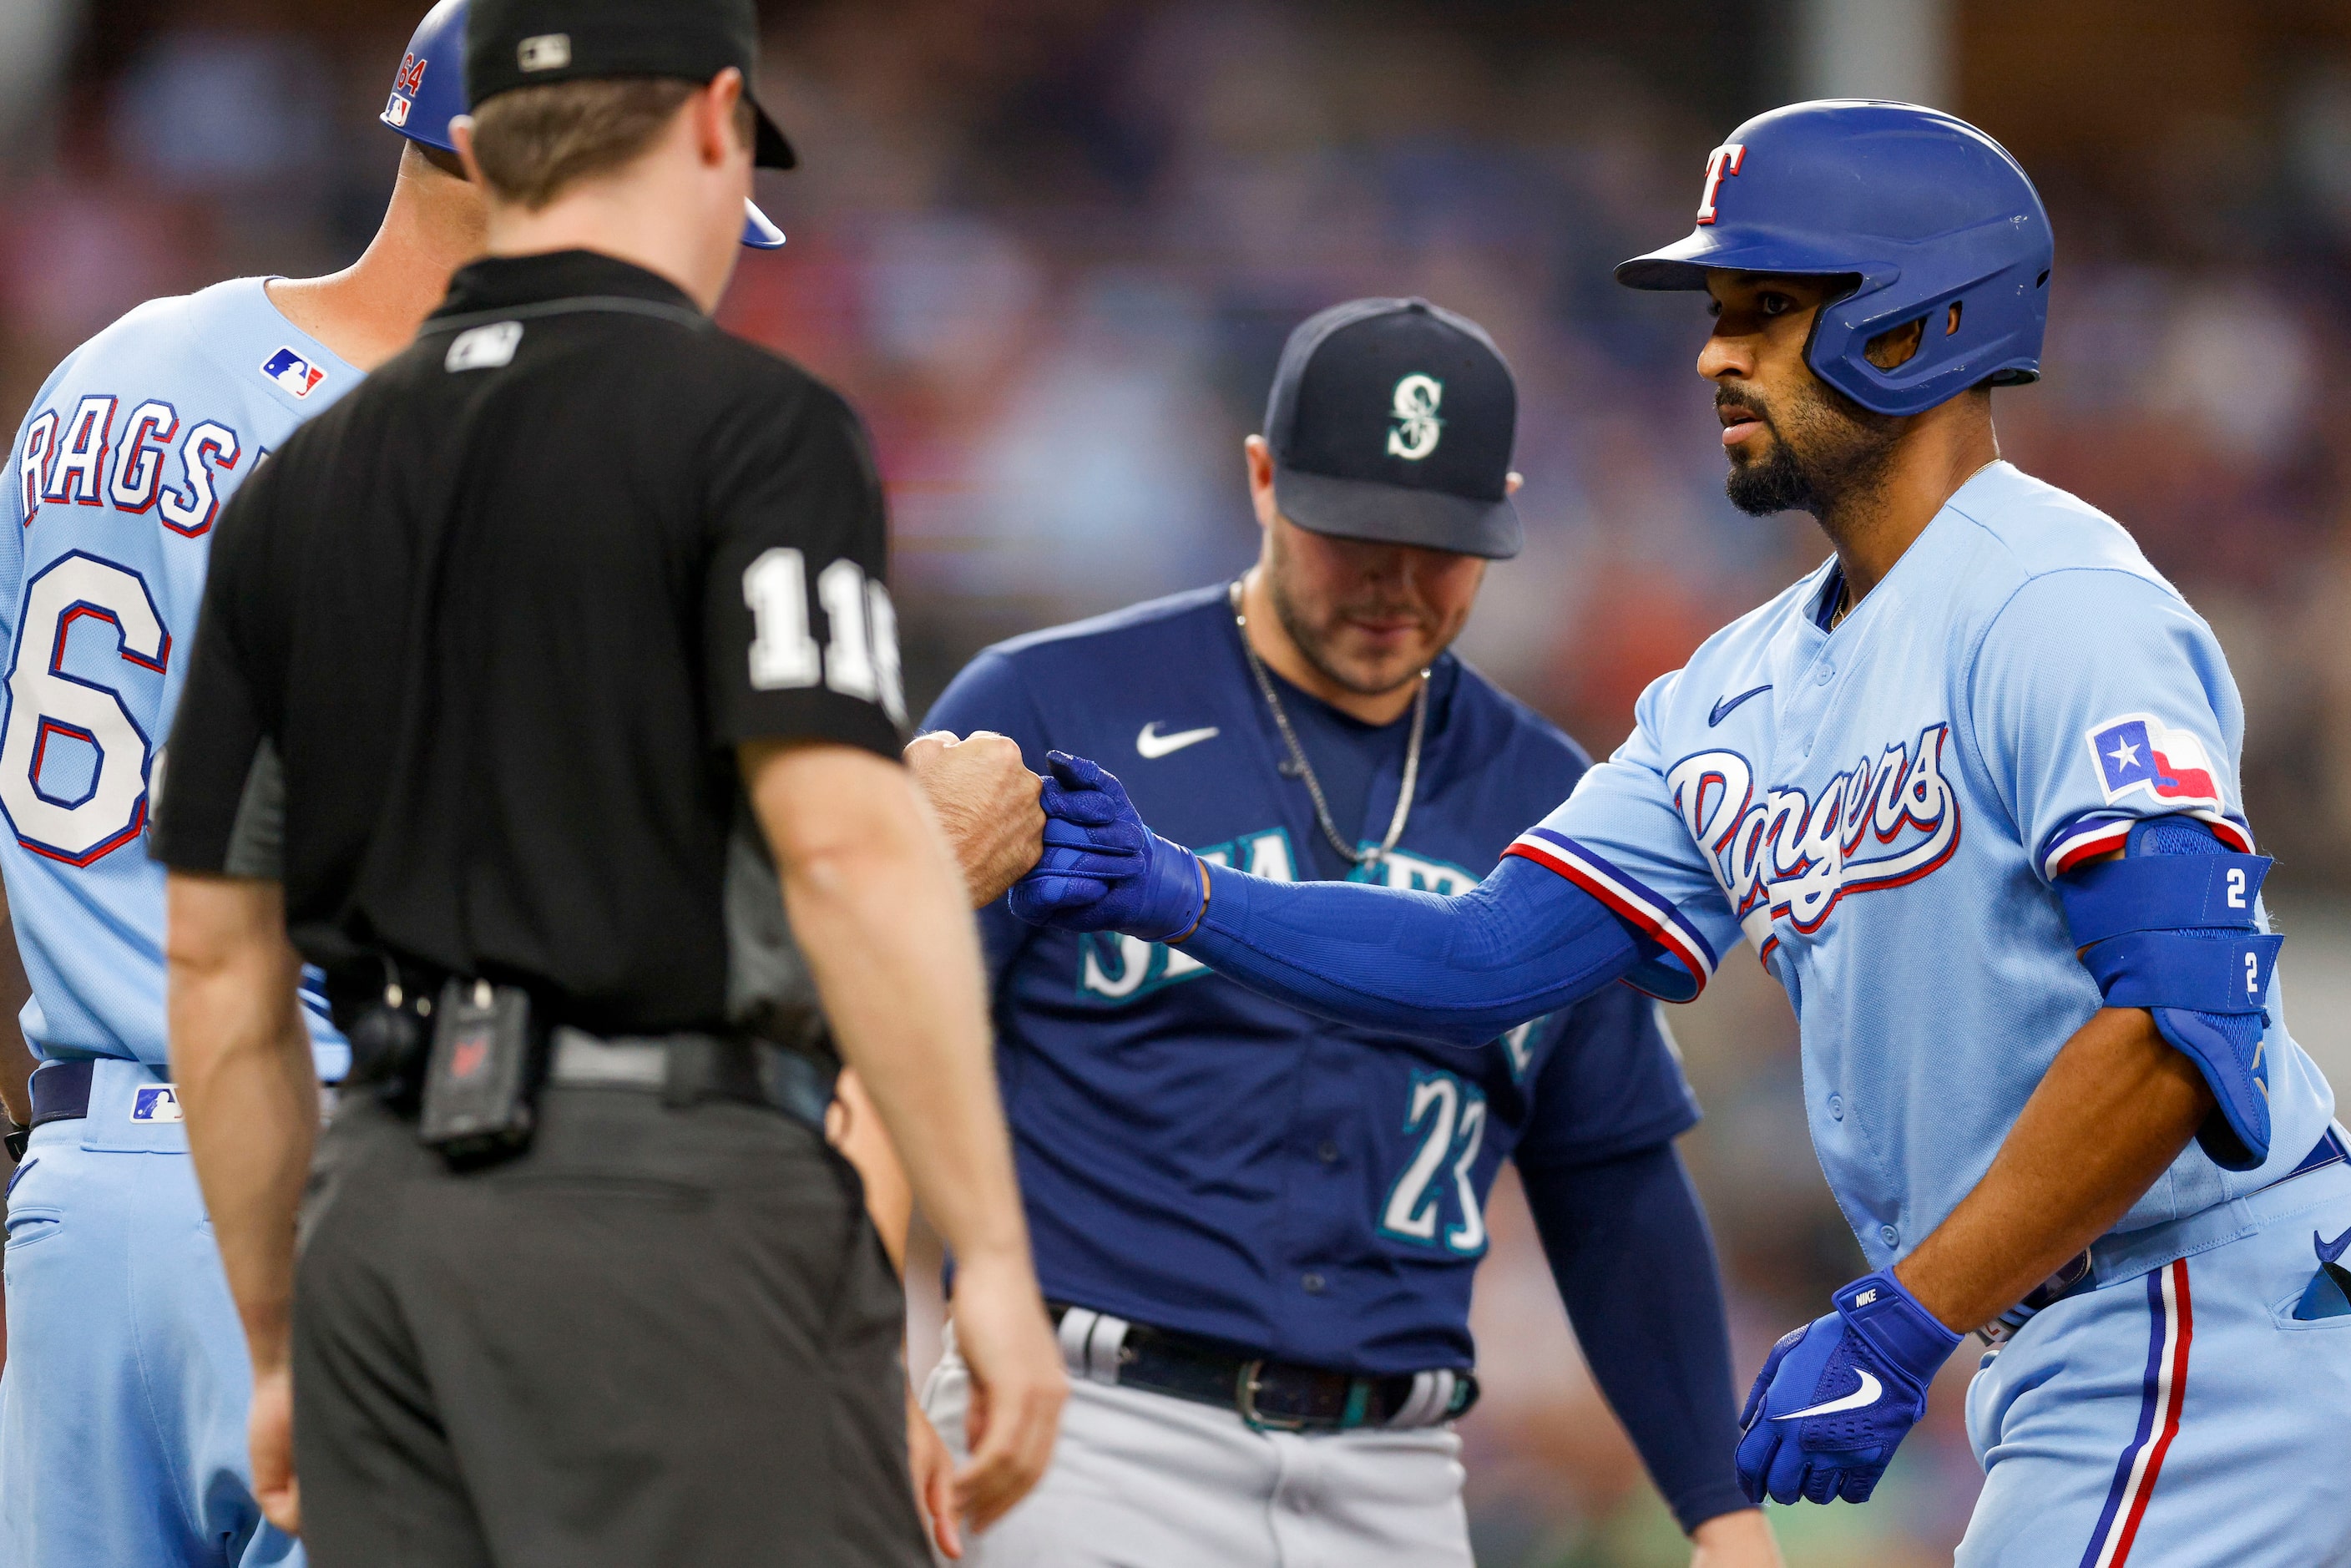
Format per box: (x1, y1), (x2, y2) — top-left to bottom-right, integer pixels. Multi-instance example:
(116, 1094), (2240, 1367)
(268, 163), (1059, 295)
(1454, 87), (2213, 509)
(1236, 1359), (1307, 1433)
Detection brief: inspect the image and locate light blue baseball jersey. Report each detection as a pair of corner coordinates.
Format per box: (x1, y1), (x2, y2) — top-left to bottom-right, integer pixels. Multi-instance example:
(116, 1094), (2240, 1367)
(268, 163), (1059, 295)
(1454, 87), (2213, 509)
(0, 279), (357, 1075)
(1509, 461), (2334, 1272)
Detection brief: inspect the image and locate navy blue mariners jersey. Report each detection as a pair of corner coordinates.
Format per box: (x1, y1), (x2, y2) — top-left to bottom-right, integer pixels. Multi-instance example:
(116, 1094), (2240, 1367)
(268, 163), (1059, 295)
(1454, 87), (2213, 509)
(926, 584), (1701, 1374)
(0, 279), (357, 1075)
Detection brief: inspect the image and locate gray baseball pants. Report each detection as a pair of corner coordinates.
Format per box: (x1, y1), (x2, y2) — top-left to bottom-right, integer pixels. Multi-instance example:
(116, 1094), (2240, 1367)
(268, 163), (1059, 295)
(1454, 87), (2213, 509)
(922, 1333), (1473, 1567)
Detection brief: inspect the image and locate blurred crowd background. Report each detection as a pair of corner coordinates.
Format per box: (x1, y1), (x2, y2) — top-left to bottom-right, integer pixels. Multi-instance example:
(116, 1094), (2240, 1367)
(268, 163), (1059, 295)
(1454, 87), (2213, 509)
(6, 0), (2350, 1562)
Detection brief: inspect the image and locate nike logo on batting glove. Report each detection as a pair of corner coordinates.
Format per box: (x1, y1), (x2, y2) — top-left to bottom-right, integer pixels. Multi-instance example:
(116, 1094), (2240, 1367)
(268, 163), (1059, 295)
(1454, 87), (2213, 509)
(1735, 1269), (1961, 1507)
(1771, 1368), (1883, 1421)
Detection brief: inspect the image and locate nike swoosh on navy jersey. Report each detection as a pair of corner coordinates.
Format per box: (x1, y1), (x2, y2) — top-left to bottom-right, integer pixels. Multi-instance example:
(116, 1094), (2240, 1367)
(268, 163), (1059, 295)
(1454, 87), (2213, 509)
(1709, 684), (1772, 726)
(1136, 722), (1221, 760)
(1772, 1368), (1883, 1421)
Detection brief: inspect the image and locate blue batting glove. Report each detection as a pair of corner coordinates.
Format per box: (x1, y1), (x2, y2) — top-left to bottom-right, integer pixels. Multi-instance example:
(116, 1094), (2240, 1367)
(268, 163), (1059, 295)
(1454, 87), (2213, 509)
(1734, 1270), (1962, 1506)
(1009, 752), (1206, 942)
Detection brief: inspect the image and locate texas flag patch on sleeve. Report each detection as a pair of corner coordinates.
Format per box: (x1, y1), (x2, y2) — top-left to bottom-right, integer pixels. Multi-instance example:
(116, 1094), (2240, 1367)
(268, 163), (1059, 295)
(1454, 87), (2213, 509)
(2086, 714), (2222, 807)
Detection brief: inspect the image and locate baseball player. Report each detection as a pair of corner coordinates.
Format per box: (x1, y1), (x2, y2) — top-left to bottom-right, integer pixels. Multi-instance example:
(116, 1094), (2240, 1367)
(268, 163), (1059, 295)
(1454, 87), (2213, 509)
(0, 6), (793, 1562)
(1012, 101), (2351, 1565)
(921, 296), (1777, 1565)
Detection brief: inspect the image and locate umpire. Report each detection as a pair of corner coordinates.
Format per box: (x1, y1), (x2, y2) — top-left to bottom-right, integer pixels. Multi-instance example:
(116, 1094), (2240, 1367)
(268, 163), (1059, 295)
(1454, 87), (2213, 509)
(151, 2), (1063, 1563)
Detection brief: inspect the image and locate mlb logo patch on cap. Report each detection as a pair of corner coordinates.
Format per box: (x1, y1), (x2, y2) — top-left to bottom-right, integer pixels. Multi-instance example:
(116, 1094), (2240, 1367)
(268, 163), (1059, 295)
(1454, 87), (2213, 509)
(131, 1085), (184, 1123)
(261, 348), (326, 399)
(518, 33), (572, 72)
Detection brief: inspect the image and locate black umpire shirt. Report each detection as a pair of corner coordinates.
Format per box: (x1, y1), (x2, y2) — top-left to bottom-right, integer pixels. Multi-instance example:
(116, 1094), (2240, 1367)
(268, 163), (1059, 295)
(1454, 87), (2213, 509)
(151, 250), (907, 1039)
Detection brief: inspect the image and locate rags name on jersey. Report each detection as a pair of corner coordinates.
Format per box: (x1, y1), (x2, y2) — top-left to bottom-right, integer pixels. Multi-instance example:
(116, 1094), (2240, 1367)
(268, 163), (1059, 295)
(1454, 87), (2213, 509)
(18, 390), (248, 544)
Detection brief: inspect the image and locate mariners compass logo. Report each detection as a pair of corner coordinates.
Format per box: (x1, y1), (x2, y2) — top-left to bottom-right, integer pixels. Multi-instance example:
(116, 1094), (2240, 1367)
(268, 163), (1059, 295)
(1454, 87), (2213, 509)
(1387, 374), (1443, 460)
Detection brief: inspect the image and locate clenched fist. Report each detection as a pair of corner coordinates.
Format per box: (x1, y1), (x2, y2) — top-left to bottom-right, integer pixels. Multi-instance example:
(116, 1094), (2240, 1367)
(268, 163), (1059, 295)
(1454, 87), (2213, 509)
(906, 731), (1046, 907)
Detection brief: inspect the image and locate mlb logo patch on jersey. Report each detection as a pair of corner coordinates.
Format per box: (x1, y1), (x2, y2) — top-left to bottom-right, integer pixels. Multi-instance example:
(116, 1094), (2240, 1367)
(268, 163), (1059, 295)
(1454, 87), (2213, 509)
(130, 1085), (184, 1123)
(2088, 715), (2222, 807)
(260, 347), (326, 399)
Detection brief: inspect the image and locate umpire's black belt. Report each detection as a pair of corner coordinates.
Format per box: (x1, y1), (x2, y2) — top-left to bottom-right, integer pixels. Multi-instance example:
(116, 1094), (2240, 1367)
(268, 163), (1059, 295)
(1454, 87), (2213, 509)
(1049, 1302), (1477, 1433)
(346, 996), (835, 1135)
(29, 1032), (835, 1133)
(543, 1028), (834, 1131)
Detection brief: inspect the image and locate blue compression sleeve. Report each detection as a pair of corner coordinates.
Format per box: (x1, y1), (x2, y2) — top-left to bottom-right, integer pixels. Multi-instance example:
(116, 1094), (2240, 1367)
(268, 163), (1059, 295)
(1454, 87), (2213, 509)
(1178, 853), (1641, 1048)
(1519, 1143), (1749, 1535)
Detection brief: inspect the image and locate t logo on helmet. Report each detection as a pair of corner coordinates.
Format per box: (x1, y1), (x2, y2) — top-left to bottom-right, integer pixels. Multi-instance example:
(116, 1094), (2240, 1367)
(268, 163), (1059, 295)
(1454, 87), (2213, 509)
(1696, 143), (1747, 225)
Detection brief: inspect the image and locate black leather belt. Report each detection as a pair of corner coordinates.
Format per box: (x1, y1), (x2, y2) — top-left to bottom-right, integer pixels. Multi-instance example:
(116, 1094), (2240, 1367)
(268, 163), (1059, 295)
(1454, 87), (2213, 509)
(345, 998), (835, 1134)
(25, 1028), (837, 1141)
(28, 1060), (97, 1127)
(1049, 1302), (1476, 1432)
(543, 1027), (834, 1132)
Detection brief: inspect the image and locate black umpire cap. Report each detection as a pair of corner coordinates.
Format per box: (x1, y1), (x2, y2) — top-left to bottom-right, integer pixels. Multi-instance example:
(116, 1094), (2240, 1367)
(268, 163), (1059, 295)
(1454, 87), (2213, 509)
(1265, 297), (1521, 560)
(465, 0), (798, 169)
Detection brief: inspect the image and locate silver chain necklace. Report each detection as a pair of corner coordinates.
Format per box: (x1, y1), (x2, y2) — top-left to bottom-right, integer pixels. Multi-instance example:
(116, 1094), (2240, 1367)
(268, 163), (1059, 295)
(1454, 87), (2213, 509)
(1229, 579), (1428, 874)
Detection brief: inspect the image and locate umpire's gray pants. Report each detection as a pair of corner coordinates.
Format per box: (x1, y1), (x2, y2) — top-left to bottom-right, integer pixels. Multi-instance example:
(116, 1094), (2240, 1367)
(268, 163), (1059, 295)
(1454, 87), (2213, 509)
(923, 1332), (1473, 1568)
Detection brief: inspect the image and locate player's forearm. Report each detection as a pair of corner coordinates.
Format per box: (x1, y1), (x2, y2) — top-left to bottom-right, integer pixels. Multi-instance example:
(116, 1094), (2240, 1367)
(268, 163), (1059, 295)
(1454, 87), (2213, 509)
(164, 873), (319, 1370)
(750, 745), (1033, 1268)
(1524, 1143), (1750, 1535)
(1894, 1006), (2212, 1333)
(1178, 855), (1642, 1047)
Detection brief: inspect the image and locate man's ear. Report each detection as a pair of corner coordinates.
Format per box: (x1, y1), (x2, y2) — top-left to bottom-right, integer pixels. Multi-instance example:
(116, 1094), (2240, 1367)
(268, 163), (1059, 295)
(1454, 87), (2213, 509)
(1242, 435), (1278, 530)
(699, 68), (747, 166)
(1243, 434), (1273, 490)
(1864, 316), (1926, 372)
(450, 117), (487, 189)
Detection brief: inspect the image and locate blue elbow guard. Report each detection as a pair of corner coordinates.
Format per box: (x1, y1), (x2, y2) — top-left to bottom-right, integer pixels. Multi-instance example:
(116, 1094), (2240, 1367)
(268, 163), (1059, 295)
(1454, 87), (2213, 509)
(2057, 816), (2278, 1171)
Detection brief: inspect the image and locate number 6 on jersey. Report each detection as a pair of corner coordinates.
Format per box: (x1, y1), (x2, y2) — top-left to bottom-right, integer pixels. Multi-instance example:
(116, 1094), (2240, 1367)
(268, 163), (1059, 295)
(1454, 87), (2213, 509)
(0, 552), (168, 865)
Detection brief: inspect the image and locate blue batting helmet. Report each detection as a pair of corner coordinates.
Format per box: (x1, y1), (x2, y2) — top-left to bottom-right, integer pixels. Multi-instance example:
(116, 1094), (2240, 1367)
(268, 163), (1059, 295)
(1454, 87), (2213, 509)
(378, 0), (786, 250)
(1616, 100), (2051, 417)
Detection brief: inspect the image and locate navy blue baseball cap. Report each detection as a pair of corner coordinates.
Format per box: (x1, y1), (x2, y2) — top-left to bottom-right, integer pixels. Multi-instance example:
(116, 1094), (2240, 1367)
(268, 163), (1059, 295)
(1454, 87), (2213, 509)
(1263, 297), (1521, 560)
